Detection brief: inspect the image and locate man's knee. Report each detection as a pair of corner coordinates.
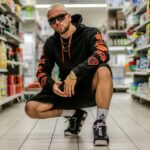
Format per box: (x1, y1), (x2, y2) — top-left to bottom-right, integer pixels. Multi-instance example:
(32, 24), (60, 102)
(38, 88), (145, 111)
(96, 66), (112, 80)
(25, 101), (39, 119)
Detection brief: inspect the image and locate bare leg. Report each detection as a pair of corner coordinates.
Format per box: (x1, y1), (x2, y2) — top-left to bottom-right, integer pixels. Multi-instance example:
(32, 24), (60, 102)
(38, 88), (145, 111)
(25, 101), (62, 119)
(92, 66), (113, 109)
(92, 66), (113, 145)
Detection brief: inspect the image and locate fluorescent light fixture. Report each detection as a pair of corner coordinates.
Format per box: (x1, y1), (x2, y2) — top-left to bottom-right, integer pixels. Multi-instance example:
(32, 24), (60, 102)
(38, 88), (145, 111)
(35, 4), (107, 9)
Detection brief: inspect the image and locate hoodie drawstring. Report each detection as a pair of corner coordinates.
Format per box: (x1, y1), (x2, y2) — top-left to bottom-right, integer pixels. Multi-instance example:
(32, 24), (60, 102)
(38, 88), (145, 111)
(60, 35), (72, 63)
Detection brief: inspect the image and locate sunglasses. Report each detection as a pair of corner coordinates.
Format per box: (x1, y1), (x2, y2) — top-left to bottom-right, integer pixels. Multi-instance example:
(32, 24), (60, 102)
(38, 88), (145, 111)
(48, 13), (68, 25)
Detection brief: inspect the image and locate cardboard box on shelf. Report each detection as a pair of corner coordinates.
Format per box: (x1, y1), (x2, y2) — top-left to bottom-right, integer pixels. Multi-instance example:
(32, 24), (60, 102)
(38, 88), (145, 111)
(116, 10), (125, 20)
(117, 20), (126, 30)
(108, 19), (117, 30)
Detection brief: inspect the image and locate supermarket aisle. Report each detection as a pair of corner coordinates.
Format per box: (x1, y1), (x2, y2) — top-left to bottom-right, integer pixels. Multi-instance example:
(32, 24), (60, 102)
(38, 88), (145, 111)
(0, 93), (150, 150)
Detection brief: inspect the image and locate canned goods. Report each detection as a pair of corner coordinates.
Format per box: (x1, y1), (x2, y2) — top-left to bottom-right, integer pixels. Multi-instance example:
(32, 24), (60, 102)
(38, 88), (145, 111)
(7, 75), (14, 85)
(16, 75), (22, 84)
(16, 84), (23, 93)
(7, 84), (15, 96)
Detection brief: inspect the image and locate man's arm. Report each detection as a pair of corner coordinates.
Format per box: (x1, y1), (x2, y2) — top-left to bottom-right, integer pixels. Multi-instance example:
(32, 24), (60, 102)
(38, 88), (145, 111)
(72, 28), (110, 78)
(36, 43), (55, 91)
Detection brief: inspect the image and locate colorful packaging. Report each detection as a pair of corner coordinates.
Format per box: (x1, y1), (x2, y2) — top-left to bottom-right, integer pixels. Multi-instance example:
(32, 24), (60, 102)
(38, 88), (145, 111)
(147, 0), (150, 19)
(146, 24), (150, 44)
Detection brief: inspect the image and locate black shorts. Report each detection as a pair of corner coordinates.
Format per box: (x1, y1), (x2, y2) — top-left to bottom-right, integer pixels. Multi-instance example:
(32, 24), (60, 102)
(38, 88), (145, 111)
(27, 64), (112, 109)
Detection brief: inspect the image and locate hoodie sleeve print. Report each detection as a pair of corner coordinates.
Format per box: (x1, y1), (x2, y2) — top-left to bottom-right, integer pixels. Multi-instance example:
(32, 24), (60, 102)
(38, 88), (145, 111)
(72, 28), (110, 78)
(36, 40), (55, 91)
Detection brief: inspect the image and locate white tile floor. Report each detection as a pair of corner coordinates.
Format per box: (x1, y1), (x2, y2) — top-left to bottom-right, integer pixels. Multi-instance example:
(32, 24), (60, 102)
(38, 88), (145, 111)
(1, 93), (150, 150)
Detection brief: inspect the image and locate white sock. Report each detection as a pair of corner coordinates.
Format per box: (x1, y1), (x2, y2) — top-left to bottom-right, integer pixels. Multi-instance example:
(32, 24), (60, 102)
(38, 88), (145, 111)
(97, 108), (108, 122)
(60, 110), (76, 117)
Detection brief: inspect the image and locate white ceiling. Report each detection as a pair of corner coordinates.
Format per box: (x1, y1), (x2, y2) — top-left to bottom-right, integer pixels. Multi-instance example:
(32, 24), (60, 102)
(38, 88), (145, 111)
(36, 0), (106, 4)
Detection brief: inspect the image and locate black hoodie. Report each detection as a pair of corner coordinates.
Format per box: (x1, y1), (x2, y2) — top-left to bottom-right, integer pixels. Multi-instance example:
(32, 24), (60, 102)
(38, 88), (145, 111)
(36, 14), (110, 91)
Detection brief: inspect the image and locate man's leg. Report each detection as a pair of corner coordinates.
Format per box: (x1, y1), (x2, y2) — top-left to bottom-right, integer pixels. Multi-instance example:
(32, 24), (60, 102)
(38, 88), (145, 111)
(25, 101), (62, 119)
(25, 101), (88, 136)
(92, 66), (113, 146)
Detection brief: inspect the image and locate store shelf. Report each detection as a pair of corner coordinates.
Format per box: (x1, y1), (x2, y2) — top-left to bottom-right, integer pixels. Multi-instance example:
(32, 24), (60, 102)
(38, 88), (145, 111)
(134, 20), (150, 32)
(36, 34), (45, 43)
(14, 0), (23, 7)
(107, 30), (126, 35)
(127, 53), (136, 58)
(22, 17), (36, 22)
(0, 35), (7, 42)
(7, 60), (24, 66)
(5, 31), (23, 44)
(126, 38), (136, 45)
(126, 71), (150, 76)
(22, 5), (35, 9)
(125, 23), (139, 32)
(1, 3), (23, 22)
(129, 91), (150, 102)
(107, 7), (122, 12)
(0, 68), (8, 72)
(114, 84), (129, 89)
(124, 5), (136, 16)
(134, 2), (147, 15)
(12, 12), (24, 23)
(135, 45), (150, 52)
(110, 65), (124, 67)
(24, 90), (40, 95)
(0, 4), (6, 12)
(0, 93), (23, 106)
(23, 18), (41, 27)
(109, 46), (131, 51)
(1, 3), (12, 12)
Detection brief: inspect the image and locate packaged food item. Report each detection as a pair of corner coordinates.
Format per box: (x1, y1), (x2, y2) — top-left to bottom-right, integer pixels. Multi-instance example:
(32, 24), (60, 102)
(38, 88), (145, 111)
(0, 41), (7, 69)
(0, 75), (7, 98)
(146, 23), (150, 44)
(148, 76), (150, 96)
(147, 0), (150, 19)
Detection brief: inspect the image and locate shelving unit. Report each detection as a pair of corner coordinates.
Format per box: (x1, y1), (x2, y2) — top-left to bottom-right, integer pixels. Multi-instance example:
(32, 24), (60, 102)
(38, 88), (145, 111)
(7, 60), (24, 66)
(125, 0), (150, 103)
(107, 30), (126, 35)
(107, 7), (122, 12)
(124, 5), (136, 16)
(0, 0), (24, 111)
(126, 71), (150, 76)
(104, 2), (131, 90)
(135, 45), (150, 52)
(126, 38), (136, 45)
(1, 2), (23, 22)
(0, 4), (6, 12)
(109, 46), (131, 51)
(127, 53), (136, 58)
(0, 93), (23, 112)
(20, 0), (45, 89)
(14, 0), (23, 7)
(5, 31), (23, 44)
(0, 68), (8, 72)
(134, 2), (147, 15)
(134, 20), (150, 31)
(0, 35), (7, 42)
(128, 90), (150, 102)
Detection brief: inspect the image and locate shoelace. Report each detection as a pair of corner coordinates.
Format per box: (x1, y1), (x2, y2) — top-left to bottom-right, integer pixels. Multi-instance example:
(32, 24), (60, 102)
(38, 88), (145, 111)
(64, 116), (77, 130)
(93, 122), (106, 138)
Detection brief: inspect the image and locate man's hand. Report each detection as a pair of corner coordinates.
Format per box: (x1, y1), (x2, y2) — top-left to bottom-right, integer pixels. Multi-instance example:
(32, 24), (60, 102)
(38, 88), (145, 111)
(64, 72), (77, 97)
(52, 81), (68, 97)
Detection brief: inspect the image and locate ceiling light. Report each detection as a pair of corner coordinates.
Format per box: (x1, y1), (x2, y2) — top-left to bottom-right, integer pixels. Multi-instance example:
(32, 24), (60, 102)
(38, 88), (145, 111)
(35, 4), (107, 9)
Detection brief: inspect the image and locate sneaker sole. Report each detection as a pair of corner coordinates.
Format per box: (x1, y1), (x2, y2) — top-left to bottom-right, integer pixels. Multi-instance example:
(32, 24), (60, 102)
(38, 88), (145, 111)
(64, 112), (88, 136)
(94, 140), (109, 146)
(64, 132), (78, 136)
